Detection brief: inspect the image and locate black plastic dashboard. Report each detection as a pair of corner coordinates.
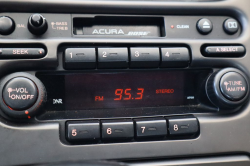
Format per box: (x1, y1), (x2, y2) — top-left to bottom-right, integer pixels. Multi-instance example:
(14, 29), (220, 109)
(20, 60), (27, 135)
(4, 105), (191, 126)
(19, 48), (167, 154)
(1, 0), (250, 166)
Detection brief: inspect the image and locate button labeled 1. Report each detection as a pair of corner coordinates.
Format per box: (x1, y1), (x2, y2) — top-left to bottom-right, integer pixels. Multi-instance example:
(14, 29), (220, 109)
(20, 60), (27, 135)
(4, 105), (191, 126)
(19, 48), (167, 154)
(64, 48), (96, 69)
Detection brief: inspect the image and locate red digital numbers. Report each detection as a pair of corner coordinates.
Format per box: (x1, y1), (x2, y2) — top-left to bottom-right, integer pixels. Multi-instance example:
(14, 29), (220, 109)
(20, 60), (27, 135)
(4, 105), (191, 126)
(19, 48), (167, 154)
(114, 89), (123, 100)
(124, 89), (131, 100)
(135, 88), (144, 100)
(114, 88), (144, 101)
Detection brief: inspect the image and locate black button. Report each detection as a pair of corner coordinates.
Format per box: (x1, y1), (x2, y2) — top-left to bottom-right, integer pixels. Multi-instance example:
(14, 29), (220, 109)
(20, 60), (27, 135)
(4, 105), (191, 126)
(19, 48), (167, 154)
(168, 117), (199, 136)
(220, 72), (248, 101)
(101, 120), (134, 140)
(66, 121), (100, 142)
(134, 118), (167, 138)
(0, 16), (15, 35)
(98, 48), (128, 68)
(0, 48), (45, 59)
(64, 48), (96, 69)
(203, 46), (245, 57)
(223, 18), (239, 34)
(3, 77), (38, 110)
(160, 47), (190, 68)
(130, 47), (160, 68)
(196, 18), (213, 34)
(31, 14), (43, 27)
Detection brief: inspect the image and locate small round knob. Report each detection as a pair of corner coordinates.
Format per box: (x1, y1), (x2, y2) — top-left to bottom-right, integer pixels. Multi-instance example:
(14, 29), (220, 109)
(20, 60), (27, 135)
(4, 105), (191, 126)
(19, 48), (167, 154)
(28, 14), (48, 35)
(0, 16), (15, 35)
(31, 14), (43, 27)
(206, 68), (249, 109)
(0, 73), (46, 119)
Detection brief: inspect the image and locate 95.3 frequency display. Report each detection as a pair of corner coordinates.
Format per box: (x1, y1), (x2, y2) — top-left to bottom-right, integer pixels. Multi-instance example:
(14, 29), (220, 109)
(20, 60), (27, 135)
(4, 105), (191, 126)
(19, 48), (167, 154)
(37, 70), (210, 111)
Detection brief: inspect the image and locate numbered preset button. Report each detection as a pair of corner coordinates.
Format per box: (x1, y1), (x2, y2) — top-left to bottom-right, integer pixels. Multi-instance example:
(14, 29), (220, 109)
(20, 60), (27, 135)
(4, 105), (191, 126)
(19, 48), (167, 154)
(64, 48), (96, 69)
(134, 118), (167, 138)
(130, 47), (160, 68)
(167, 117), (199, 136)
(66, 121), (100, 142)
(101, 120), (134, 141)
(98, 48), (128, 68)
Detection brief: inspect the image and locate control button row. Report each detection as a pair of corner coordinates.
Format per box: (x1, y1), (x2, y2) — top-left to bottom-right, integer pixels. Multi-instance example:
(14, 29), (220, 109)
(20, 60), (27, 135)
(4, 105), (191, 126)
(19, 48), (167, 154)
(64, 47), (190, 69)
(66, 116), (199, 143)
(197, 18), (239, 35)
(0, 48), (46, 59)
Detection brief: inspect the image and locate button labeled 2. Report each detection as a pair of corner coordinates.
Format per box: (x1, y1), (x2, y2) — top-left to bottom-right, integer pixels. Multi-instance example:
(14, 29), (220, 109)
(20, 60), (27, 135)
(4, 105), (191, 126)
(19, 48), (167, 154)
(98, 48), (128, 68)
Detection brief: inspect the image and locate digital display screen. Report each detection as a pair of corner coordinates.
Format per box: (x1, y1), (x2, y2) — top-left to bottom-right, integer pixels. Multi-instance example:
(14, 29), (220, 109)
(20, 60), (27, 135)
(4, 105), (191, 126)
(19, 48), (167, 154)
(37, 70), (210, 112)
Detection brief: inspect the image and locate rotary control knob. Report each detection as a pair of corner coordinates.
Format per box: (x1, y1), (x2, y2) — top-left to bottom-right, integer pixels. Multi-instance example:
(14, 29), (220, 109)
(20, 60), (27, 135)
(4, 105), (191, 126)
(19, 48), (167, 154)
(0, 73), (46, 119)
(206, 68), (249, 109)
(28, 14), (48, 35)
(0, 16), (15, 35)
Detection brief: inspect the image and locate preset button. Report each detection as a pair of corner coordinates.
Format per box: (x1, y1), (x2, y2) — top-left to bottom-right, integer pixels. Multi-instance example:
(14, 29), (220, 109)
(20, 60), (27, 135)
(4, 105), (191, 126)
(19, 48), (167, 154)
(64, 48), (96, 69)
(130, 47), (160, 68)
(101, 120), (134, 140)
(134, 118), (167, 138)
(168, 117), (199, 136)
(66, 121), (100, 142)
(98, 47), (128, 68)
(160, 47), (190, 68)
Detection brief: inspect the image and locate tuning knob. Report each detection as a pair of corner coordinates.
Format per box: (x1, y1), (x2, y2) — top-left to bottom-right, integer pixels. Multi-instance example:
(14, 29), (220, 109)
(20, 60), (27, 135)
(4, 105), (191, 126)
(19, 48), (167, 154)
(0, 73), (46, 119)
(28, 14), (48, 35)
(206, 68), (249, 109)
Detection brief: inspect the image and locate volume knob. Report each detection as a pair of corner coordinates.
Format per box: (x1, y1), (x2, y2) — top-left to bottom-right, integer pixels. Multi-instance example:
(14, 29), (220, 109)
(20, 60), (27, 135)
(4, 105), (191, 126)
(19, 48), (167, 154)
(0, 73), (46, 119)
(206, 68), (249, 109)
(28, 14), (48, 35)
